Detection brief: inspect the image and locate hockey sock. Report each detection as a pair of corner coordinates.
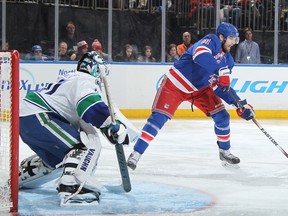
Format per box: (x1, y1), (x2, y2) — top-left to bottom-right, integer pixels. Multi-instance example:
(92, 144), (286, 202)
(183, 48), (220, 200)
(212, 109), (231, 150)
(134, 112), (169, 154)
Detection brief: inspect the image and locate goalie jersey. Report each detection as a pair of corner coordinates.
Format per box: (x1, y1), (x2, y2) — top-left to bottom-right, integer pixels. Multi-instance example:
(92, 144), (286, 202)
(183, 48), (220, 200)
(20, 72), (110, 129)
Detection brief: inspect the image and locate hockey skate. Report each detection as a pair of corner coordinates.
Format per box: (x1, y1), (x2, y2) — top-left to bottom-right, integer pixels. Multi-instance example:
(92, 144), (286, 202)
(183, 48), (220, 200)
(127, 151), (141, 170)
(219, 149), (240, 169)
(58, 183), (101, 206)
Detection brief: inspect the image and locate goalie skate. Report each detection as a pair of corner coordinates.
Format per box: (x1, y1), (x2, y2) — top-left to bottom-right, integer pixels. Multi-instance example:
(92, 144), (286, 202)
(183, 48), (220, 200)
(219, 149), (240, 169)
(59, 186), (101, 206)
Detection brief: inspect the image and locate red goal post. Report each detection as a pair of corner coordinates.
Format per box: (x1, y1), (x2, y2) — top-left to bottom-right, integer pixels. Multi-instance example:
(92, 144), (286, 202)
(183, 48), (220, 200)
(0, 50), (20, 213)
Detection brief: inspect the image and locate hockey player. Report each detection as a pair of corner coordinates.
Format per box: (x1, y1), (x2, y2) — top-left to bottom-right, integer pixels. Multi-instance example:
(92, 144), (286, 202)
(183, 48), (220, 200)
(127, 22), (256, 170)
(19, 51), (128, 206)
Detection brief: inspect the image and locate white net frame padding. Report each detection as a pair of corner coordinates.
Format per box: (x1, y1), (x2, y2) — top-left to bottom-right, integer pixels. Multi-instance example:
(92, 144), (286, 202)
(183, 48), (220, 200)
(0, 51), (20, 213)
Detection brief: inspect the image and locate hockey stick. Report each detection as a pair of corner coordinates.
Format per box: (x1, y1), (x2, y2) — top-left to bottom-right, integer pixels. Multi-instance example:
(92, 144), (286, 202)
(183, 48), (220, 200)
(100, 65), (131, 192)
(228, 90), (288, 158)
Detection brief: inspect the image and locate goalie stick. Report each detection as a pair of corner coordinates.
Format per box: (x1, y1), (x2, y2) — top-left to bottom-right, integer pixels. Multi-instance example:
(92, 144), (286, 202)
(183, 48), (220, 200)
(100, 65), (131, 193)
(228, 90), (288, 158)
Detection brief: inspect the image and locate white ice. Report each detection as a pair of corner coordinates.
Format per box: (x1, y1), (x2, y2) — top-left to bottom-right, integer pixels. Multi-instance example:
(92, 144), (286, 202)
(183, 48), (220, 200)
(19, 119), (288, 216)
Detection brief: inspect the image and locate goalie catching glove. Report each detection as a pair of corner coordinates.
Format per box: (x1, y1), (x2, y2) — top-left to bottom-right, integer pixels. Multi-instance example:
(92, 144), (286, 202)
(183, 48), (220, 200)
(101, 120), (129, 145)
(236, 99), (255, 121)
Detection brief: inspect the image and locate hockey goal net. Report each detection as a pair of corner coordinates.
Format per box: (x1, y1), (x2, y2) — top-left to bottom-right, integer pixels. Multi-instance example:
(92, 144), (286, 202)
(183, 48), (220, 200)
(0, 50), (20, 213)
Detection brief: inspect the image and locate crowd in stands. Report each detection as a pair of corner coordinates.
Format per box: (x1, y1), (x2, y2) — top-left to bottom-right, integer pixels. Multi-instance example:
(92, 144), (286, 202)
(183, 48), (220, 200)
(180, 0), (288, 32)
(11, 0), (267, 65)
(19, 29), (261, 64)
(98, 0), (287, 33)
(3, 0), (287, 63)
(57, 0), (286, 32)
(13, 17), (261, 64)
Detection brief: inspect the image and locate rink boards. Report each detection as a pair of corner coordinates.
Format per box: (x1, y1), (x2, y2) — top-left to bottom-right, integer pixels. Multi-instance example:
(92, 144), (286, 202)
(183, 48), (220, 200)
(19, 62), (288, 118)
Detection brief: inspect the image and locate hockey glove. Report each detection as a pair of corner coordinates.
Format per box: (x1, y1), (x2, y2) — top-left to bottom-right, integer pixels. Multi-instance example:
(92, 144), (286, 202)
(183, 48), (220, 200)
(236, 99), (256, 121)
(216, 67), (230, 93)
(101, 120), (129, 145)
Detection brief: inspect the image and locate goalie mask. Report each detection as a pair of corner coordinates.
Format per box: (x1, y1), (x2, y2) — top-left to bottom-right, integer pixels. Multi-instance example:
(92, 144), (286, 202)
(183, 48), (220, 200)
(77, 51), (109, 78)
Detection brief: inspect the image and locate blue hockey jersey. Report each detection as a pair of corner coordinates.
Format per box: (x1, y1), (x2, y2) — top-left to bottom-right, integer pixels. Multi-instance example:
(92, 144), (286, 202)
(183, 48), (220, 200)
(167, 34), (235, 93)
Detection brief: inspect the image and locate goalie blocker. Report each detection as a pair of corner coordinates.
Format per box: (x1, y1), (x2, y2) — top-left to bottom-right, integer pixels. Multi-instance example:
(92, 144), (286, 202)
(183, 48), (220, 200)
(100, 119), (129, 145)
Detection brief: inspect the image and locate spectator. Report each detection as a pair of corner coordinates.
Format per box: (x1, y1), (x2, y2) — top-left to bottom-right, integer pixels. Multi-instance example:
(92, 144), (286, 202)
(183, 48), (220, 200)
(235, 27), (261, 64)
(25, 45), (48, 61)
(58, 41), (76, 61)
(114, 44), (137, 62)
(220, 0), (241, 28)
(75, 39), (89, 61)
(177, 32), (193, 56)
(61, 21), (78, 51)
(166, 43), (179, 62)
(91, 39), (109, 61)
(137, 45), (157, 62)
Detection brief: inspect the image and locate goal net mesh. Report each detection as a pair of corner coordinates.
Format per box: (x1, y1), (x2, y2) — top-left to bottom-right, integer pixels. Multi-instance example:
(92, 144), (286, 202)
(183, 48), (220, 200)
(0, 51), (19, 213)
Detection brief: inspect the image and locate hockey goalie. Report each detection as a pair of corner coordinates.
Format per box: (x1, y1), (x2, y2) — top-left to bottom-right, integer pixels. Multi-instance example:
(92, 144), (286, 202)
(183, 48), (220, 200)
(18, 51), (139, 206)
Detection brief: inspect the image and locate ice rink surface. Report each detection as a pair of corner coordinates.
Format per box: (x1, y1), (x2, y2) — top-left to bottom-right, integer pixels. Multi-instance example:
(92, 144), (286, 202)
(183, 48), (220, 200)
(19, 119), (288, 216)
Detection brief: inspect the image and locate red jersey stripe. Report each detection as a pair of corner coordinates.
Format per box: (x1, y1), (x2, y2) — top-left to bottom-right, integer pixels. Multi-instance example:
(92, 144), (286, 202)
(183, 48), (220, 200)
(193, 46), (211, 59)
(169, 68), (195, 92)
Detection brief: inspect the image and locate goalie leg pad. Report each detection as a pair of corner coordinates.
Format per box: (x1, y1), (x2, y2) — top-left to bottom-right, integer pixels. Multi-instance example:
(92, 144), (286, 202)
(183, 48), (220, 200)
(58, 141), (102, 206)
(19, 154), (60, 189)
(76, 119), (102, 191)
